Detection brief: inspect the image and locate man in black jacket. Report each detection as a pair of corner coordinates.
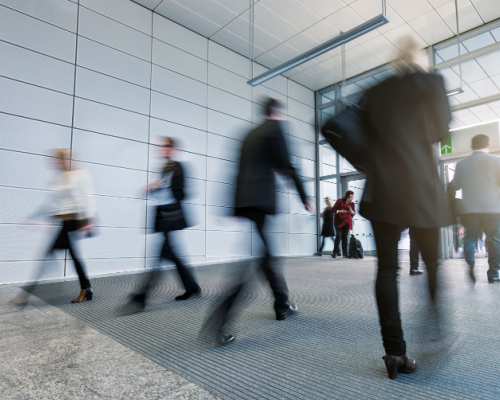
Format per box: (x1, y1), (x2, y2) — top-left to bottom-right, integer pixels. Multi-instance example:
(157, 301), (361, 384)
(204, 98), (315, 345)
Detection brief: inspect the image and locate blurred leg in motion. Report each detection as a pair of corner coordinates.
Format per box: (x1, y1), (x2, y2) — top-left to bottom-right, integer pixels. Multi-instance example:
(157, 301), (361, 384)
(409, 228), (423, 276)
(483, 215), (500, 283)
(460, 214), (481, 283)
(410, 227), (440, 301)
(372, 221), (406, 357)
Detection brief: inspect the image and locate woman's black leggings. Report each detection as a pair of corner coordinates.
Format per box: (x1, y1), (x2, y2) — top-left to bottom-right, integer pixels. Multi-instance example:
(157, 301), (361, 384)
(334, 223), (350, 255)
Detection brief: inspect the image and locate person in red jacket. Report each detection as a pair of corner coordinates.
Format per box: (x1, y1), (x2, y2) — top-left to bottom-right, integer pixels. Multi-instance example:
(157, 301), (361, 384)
(332, 190), (356, 258)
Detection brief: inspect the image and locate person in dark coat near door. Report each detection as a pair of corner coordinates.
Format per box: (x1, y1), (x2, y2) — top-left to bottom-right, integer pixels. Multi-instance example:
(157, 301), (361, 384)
(202, 97), (316, 345)
(315, 197), (335, 257)
(359, 35), (454, 379)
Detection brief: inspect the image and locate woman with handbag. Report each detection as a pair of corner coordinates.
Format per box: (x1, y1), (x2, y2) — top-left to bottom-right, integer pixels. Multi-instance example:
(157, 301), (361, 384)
(332, 191), (356, 258)
(129, 137), (200, 310)
(8, 149), (96, 305)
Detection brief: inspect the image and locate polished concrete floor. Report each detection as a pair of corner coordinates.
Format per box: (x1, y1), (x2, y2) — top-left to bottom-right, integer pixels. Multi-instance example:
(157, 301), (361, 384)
(1, 254), (499, 399)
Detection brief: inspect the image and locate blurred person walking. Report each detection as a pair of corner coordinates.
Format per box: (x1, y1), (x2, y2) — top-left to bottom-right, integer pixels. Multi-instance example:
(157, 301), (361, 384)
(332, 191), (355, 258)
(447, 134), (500, 284)
(409, 228), (423, 275)
(8, 150), (96, 305)
(202, 98), (315, 345)
(315, 197), (335, 257)
(128, 137), (200, 311)
(359, 36), (453, 379)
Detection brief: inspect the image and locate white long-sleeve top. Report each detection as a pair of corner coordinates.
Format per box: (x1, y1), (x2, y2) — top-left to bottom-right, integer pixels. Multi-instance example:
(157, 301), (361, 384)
(51, 169), (96, 220)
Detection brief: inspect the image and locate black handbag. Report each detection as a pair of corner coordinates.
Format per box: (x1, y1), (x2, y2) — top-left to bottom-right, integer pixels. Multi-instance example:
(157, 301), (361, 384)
(154, 202), (187, 232)
(321, 103), (369, 173)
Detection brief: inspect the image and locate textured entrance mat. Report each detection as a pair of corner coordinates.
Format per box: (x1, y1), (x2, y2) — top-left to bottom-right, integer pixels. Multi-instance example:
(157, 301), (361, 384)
(25, 256), (500, 399)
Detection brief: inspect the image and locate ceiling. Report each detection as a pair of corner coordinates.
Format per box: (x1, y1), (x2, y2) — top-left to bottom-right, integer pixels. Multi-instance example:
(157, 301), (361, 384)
(132, 0), (500, 91)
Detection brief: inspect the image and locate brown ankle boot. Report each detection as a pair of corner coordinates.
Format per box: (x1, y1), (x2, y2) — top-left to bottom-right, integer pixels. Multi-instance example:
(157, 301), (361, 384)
(71, 288), (93, 303)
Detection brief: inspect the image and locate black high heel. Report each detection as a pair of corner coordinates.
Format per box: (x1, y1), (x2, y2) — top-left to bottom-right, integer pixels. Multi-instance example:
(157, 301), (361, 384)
(383, 355), (416, 380)
(85, 287), (93, 301)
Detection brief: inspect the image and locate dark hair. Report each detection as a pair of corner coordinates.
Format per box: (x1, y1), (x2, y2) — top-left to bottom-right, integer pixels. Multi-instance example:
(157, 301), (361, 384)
(343, 190), (354, 203)
(263, 98), (281, 117)
(471, 134), (490, 150)
(162, 136), (176, 147)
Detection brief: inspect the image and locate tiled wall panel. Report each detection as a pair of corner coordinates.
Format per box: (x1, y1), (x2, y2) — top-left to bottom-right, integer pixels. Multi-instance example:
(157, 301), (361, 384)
(0, 0), (316, 284)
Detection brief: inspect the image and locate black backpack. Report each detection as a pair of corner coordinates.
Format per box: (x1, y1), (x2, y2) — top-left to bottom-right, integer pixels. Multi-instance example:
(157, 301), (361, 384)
(348, 235), (364, 259)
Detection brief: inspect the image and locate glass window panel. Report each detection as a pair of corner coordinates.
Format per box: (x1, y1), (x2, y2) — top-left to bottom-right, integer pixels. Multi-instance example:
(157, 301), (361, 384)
(462, 32), (496, 53)
(322, 89), (336, 102)
(321, 144), (336, 166)
(322, 95), (333, 105)
(355, 76), (379, 90)
(373, 69), (395, 82)
(340, 156), (356, 173)
(320, 179), (337, 203)
(492, 27), (500, 42)
(435, 43), (468, 63)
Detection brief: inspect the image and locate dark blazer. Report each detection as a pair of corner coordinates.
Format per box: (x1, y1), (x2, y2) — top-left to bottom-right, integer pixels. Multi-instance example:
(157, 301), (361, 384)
(321, 208), (335, 236)
(234, 119), (307, 215)
(448, 151), (500, 215)
(359, 71), (454, 228)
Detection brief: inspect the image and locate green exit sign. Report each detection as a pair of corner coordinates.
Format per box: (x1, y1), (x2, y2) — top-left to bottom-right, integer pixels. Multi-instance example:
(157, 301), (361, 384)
(441, 134), (452, 155)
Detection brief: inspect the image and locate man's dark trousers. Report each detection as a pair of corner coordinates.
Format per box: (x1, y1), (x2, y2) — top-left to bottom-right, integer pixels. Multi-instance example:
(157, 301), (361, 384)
(461, 213), (500, 279)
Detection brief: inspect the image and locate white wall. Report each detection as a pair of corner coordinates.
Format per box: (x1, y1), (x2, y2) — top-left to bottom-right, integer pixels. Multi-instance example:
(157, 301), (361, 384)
(0, 0), (317, 284)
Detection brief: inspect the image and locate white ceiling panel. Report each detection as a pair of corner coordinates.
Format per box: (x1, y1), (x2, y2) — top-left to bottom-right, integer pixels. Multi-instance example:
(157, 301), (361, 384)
(172, 0), (237, 27)
(353, 29), (381, 45)
(451, 60), (488, 83)
(261, 0), (322, 30)
(132, 0), (163, 9)
(304, 20), (340, 43)
(302, 63), (341, 83)
(450, 117), (465, 128)
(473, 109), (500, 122)
(387, 0), (433, 21)
(468, 104), (490, 113)
(490, 100), (500, 109)
(377, 5), (405, 34)
(211, 28), (259, 59)
(326, 6), (366, 33)
(383, 23), (429, 48)
(437, 67), (461, 89)
(436, 0), (483, 34)
(469, 77), (500, 97)
(253, 3), (301, 42)
(428, 0), (453, 7)
(155, 1), (221, 37)
(491, 74), (500, 90)
(452, 109), (471, 117)
(476, 50), (500, 76)
(346, 46), (382, 71)
(471, 0), (500, 23)
(214, 0), (256, 15)
(350, 0), (385, 20)
(254, 51), (283, 69)
(298, 0), (346, 19)
(409, 10), (454, 44)
(453, 84), (481, 102)
(362, 35), (400, 63)
(225, 14), (281, 53)
(266, 43), (302, 63)
(285, 32), (320, 53)
(290, 71), (328, 90)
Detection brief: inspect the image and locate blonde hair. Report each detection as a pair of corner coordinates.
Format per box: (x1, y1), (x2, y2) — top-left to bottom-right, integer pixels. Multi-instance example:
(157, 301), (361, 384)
(52, 149), (72, 171)
(393, 35), (423, 76)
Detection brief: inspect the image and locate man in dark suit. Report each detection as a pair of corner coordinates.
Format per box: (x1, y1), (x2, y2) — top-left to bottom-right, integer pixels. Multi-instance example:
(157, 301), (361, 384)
(203, 97), (315, 345)
(448, 134), (500, 283)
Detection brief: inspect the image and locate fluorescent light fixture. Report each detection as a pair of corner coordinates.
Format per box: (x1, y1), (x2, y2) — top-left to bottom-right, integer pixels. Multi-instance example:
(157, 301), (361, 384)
(447, 88), (464, 96)
(247, 13), (389, 87)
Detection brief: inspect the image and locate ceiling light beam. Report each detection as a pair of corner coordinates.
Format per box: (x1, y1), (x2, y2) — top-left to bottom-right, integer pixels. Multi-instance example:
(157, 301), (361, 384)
(247, 13), (389, 87)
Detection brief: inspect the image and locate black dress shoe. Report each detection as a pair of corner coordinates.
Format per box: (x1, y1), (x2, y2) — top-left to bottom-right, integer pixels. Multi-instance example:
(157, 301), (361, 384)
(219, 334), (235, 345)
(469, 265), (476, 284)
(332, 253), (337, 258)
(276, 303), (298, 321)
(314, 252), (322, 256)
(410, 269), (423, 276)
(175, 288), (201, 301)
(488, 277), (500, 283)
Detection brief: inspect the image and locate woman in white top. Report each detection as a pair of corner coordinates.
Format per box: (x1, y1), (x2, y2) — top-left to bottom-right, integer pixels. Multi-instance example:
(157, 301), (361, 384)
(9, 150), (96, 305)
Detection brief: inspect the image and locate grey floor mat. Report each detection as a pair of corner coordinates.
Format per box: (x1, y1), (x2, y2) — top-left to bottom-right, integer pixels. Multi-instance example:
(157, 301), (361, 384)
(24, 256), (500, 399)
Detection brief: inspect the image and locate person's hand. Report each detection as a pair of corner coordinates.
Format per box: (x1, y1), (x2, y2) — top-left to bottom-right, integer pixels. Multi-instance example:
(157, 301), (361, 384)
(305, 200), (316, 214)
(79, 224), (94, 234)
(144, 179), (162, 193)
